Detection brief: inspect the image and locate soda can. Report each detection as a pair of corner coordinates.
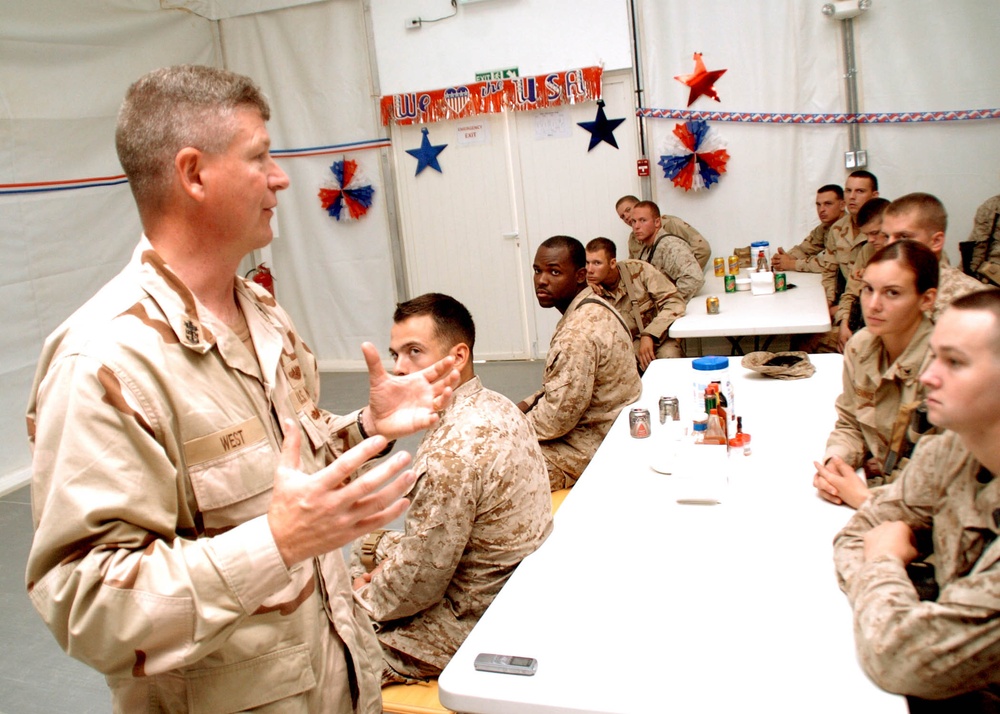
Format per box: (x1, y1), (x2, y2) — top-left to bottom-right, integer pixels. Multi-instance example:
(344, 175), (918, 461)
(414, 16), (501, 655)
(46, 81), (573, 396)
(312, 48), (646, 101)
(713, 257), (725, 277)
(775, 272), (787, 291)
(706, 296), (720, 314)
(659, 396), (680, 423)
(629, 408), (651, 438)
(728, 255), (740, 275)
(724, 274), (736, 293)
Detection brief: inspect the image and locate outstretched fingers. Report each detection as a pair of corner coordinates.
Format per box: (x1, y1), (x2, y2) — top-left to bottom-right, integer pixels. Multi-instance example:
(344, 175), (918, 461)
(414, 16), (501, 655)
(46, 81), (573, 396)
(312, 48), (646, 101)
(361, 341), (388, 388)
(319, 447), (416, 544)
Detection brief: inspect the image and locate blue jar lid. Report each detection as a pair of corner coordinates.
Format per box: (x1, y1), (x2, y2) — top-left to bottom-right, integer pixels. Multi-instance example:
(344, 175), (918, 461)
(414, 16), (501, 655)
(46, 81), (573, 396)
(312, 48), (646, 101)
(692, 355), (729, 371)
(750, 240), (769, 247)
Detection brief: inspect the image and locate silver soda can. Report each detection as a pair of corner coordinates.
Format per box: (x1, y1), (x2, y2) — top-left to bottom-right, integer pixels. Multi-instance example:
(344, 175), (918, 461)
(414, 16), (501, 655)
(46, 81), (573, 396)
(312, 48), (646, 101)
(629, 407), (651, 438)
(659, 396), (680, 423)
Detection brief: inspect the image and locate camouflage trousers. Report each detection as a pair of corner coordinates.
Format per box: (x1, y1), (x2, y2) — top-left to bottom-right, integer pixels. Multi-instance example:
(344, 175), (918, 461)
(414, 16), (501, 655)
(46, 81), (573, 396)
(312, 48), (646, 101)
(381, 646), (441, 687)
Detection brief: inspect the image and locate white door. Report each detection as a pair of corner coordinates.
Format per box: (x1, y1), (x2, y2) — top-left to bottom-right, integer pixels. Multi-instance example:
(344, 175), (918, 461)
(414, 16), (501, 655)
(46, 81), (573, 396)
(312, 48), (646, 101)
(514, 70), (641, 354)
(392, 70), (640, 360)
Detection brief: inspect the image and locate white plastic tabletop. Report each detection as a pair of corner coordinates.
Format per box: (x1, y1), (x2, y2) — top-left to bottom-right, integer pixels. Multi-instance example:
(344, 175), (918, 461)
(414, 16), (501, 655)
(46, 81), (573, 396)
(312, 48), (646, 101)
(439, 354), (905, 714)
(669, 270), (832, 339)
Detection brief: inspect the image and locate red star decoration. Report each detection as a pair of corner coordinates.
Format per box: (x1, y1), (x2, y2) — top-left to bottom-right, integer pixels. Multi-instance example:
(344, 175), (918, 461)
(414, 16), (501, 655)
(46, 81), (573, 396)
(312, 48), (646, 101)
(674, 52), (727, 107)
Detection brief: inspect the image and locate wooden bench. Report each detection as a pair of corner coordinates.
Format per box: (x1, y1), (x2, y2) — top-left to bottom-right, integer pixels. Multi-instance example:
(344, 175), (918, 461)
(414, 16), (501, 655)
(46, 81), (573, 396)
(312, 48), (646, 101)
(382, 679), (452, 714)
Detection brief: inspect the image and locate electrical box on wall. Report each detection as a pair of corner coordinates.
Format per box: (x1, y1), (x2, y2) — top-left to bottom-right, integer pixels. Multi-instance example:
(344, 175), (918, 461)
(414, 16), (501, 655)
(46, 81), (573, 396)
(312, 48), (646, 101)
(844, 150), (868, 168)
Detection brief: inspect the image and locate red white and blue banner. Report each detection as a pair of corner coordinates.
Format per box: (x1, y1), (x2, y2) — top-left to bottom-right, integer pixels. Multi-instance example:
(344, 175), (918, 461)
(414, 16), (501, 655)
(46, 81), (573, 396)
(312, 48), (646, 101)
(0, 138), (391, 196)
(380, 66), (604, 126)
(638, 107), (1000, 124)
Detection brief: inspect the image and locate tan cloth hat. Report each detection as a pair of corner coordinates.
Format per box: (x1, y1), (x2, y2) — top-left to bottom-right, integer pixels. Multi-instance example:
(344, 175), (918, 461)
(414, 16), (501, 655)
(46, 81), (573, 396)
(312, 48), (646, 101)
(741, 351), (815, 380)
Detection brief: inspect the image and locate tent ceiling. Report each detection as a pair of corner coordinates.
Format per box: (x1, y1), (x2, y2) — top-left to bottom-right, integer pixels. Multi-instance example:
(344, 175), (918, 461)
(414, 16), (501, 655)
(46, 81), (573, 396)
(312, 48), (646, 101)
(159, 0), (329, 20)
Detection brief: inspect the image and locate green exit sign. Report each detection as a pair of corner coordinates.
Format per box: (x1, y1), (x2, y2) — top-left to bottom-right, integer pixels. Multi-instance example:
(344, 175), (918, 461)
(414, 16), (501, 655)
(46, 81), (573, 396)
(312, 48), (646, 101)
(475, 67), (519, 81)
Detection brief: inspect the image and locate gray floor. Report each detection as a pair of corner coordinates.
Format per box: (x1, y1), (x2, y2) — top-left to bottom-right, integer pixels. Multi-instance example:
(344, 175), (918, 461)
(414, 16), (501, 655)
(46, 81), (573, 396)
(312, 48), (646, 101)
(0, 360), (544, 714)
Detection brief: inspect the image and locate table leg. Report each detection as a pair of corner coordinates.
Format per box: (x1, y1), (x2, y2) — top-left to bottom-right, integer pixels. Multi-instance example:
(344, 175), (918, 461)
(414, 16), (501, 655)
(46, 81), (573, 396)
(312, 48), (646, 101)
(726, 337), (745, 356)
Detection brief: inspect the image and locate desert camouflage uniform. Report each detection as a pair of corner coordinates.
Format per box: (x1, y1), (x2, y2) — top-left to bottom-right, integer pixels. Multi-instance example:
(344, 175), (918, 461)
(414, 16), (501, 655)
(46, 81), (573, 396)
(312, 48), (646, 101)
(589, 259), (687, 362)
(629, 229), (705, 303)
(25, 237), (382, 713)
(830, 212), (867, 279)
(834, 240), (878, 327)
(522, 287), (642, 489)
(789, 224), (850, 351)
(833, 431), (1000, 703)
(350, 376), (552, 681)
(821, 213), (867, 307)
(662, 214), (712, 270)
(965, 194), (1000, 284)
(825, 318), (934, 485)
(629, 214), (712, 271)
(786, 221), (839, 273)
(933, 264), (986, 322)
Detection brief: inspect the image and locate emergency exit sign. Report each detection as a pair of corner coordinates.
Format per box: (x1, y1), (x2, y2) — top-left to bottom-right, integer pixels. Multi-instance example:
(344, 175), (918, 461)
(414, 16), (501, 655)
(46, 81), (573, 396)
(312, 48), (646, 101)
(475, 67), (519, 81)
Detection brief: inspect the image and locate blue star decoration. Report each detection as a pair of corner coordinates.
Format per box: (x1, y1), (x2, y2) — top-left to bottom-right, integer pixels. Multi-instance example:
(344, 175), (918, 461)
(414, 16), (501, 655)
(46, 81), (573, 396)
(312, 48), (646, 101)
(577, 100), (626, 151)
(406, 127), (447, 175)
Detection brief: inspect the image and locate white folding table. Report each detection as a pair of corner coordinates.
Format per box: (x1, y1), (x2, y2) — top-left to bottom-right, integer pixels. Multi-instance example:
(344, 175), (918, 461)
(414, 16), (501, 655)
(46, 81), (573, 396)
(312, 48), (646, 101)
(439, 354), (905, 714)
(669, 270), (832, 355)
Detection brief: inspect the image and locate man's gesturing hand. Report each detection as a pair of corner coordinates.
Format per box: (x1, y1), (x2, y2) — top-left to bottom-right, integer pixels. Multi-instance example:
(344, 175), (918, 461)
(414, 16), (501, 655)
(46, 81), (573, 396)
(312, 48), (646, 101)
(361, 341), (459, 440)
(268, 419), (416, 567)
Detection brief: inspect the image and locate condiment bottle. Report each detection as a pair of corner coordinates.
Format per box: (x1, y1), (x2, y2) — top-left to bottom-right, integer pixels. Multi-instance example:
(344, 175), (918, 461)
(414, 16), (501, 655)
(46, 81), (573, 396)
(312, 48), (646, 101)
(703, 409), (727, 445)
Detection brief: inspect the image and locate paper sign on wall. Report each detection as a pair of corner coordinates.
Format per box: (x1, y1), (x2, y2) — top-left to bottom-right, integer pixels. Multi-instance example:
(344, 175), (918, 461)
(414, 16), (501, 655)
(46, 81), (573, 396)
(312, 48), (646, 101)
(475, 67), (519, 81)
(534, 110), (571, 140)
(456, 121), (490, 145)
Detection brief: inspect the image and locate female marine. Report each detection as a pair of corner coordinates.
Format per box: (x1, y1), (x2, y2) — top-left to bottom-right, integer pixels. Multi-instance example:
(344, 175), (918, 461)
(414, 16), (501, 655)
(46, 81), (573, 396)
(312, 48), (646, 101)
(814, 240), (939, 508)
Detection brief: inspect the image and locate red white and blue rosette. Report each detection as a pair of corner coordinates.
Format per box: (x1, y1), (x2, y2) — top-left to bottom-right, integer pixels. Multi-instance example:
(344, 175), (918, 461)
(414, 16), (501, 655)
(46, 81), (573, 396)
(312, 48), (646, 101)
(318, 157), (375, 221)
(658, 119), (729, 191)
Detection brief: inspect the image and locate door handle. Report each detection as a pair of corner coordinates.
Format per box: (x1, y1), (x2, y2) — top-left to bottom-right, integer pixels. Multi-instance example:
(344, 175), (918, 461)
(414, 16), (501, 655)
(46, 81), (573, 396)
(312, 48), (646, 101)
(502, 231), (519, 239)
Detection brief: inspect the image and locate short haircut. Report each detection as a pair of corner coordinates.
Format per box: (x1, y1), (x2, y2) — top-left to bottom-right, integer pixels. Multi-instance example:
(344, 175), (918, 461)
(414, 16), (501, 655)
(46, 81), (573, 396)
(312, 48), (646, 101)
(848, 169), (878, 192)
(856, 197), (891, 228)
(948, 289), (1000, 355)
(818, 184), (844, 200)
(615, 195), (640, 209)
(394, 292), (476, 355)
(586, 237), (617, 259)
(885, 192), (948, 234)
(866, 239), (939, 295)
(539, 235), (586, 270)
(632, 200), (661, 217)
(116, 65), (271, 214)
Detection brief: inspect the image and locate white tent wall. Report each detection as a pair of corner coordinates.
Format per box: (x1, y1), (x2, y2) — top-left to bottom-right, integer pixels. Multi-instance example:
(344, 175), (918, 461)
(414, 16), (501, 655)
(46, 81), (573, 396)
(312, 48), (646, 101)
(0, 0), (392, 491)
(0, 2), (219, 493)
(218, 1), (398, 370)
(638, 0), (1000, 262)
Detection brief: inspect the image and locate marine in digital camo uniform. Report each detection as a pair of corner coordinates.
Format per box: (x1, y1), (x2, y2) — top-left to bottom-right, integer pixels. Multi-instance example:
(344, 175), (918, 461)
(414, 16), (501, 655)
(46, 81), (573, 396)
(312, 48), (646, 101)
(352, 375), (552, 683)
(825, 317), (934, 489)
(522, 286), (641, 490)
(588, 256), (687, 363)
